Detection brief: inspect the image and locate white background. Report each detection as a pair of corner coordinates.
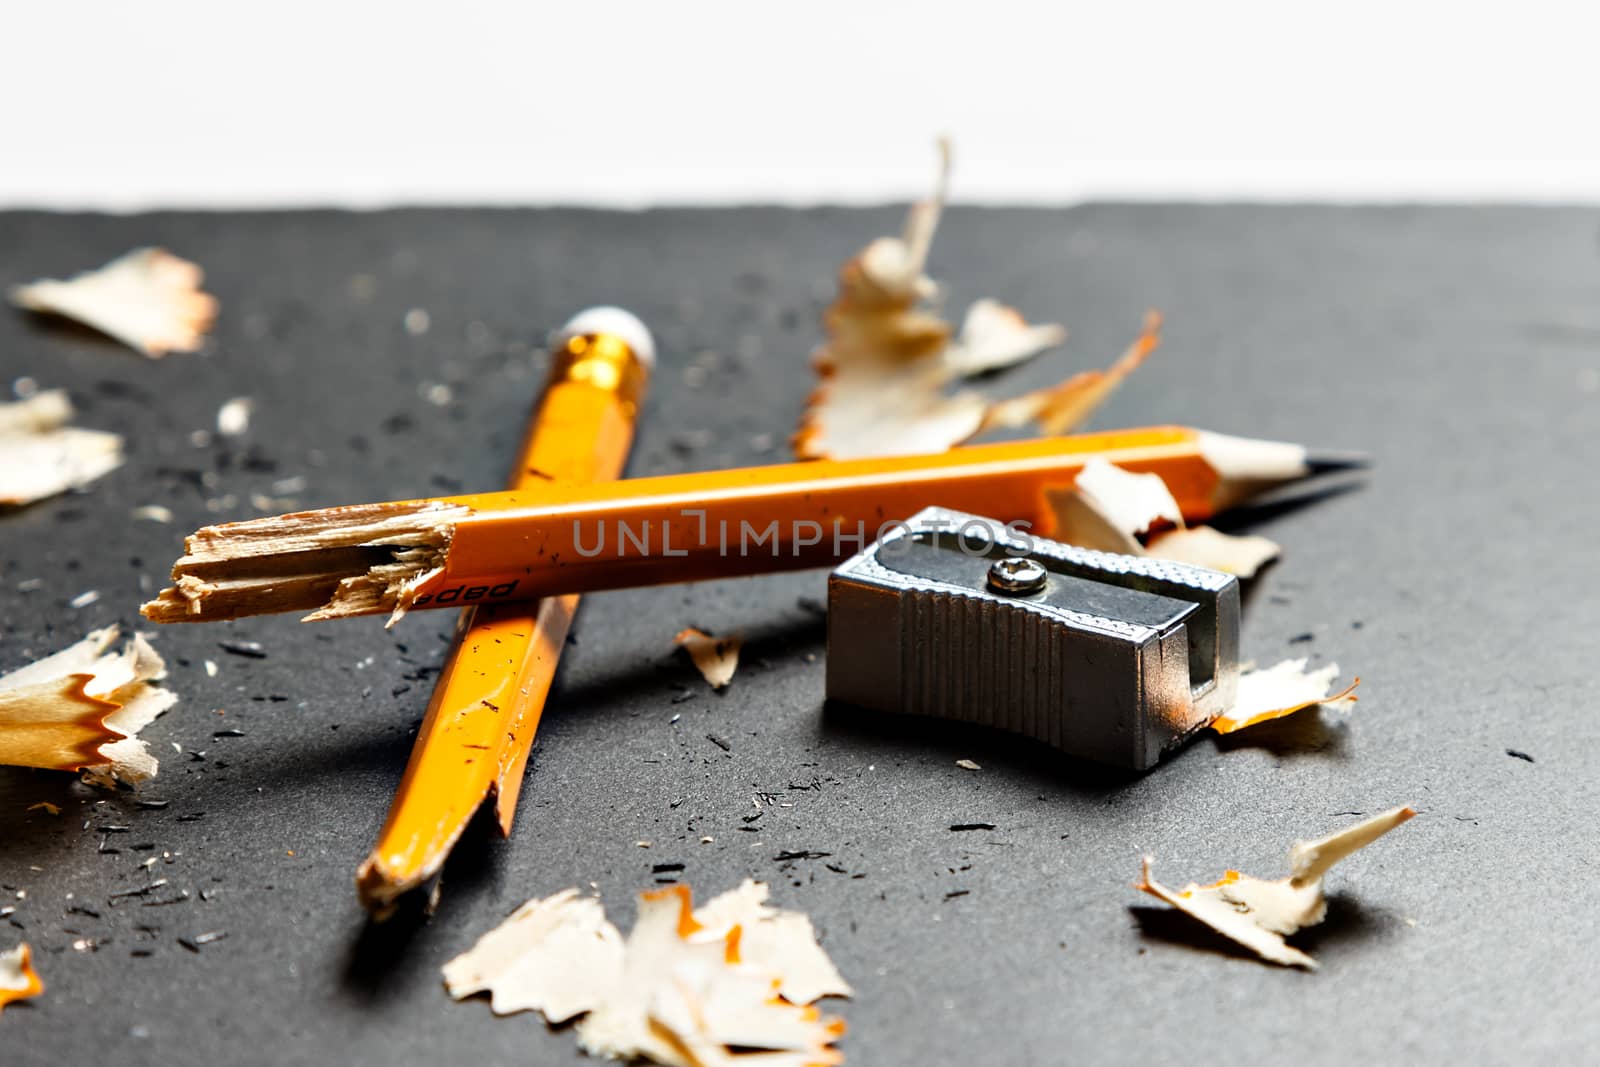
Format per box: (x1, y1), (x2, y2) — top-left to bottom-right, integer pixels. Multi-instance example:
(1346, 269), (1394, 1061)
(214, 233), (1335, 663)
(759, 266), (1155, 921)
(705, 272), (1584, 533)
(6, 1), (1600, 209)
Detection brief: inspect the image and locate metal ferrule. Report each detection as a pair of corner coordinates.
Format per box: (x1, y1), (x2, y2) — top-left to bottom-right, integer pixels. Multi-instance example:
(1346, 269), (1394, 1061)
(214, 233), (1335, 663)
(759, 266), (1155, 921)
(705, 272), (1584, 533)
(547, 332), (649, 412)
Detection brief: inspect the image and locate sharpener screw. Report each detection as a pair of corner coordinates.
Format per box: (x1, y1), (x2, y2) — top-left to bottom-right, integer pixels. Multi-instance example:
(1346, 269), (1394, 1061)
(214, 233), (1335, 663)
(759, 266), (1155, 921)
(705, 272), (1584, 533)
(987, 556), (1047, 596)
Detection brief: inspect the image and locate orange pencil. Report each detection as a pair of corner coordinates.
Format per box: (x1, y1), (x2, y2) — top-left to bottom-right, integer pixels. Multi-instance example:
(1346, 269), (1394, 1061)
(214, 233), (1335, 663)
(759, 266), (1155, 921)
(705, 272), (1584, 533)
(144, 427), (1361, 626)
(355, 308), (652, 914)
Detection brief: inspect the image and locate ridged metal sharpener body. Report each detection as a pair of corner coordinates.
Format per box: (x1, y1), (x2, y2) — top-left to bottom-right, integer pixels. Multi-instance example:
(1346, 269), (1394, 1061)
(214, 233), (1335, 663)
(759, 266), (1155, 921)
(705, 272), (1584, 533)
(826, 506), (1240, 770)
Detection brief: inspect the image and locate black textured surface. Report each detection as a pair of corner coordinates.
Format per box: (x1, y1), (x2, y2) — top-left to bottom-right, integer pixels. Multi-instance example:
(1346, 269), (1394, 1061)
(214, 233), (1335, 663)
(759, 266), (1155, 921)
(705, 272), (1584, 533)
(1, 206), (1597, 1064)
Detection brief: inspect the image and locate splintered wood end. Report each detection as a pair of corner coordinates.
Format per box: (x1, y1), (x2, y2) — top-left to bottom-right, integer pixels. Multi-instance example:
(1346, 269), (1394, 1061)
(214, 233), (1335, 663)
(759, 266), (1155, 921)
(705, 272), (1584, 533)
(140, 501), (472, 625)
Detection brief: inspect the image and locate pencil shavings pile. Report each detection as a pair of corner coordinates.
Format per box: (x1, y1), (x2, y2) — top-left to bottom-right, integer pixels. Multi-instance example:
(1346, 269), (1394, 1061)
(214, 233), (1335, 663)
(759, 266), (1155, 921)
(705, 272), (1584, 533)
(446, 881), (850, 1066)
(1046, 459), (1282, 578)
(10, 248), (217, 357)
(0, 944), (44, 1015)
(0, 626), (178, 786)
(793, 142), (1157, 461)
(0, 390), (124, 507)
(1136, 806), (1415, 968)
(674, 628), (742, 689)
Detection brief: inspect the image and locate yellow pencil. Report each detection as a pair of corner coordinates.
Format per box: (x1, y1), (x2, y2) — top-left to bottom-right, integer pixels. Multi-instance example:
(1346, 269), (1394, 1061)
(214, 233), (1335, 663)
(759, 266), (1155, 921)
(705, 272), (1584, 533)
(355, 307), (653, 914)
(143, 427), (1362, 626)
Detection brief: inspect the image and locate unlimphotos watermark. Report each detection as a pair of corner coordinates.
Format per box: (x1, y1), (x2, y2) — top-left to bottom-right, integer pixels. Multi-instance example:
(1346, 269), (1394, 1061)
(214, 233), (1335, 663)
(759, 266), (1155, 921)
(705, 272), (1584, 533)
(571, 508), (1036, 559)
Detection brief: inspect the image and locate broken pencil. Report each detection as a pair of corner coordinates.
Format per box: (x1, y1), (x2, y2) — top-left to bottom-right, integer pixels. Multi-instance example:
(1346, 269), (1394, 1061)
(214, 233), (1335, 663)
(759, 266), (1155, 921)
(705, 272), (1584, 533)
(142, 426), (1365, 626)
(355, 308), (653, 914)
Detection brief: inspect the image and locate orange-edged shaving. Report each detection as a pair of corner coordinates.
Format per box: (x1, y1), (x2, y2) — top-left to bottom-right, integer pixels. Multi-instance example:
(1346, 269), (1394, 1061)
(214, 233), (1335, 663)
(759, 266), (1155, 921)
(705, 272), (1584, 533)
(0, 626), (176, 784)
(1210, 659), (1360, 735)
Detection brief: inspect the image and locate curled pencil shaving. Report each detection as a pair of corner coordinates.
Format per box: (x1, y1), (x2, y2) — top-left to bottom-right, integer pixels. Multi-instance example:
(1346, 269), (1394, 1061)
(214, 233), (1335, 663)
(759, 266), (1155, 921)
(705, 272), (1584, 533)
(1045, 458), (1182, 555)
(1144, 525), (1283, 578)
(0, 626), (176, 786)
(0, 944), (44, 1014)
(1211, 658), (1359, 735)
(797, 140), (1171, 462)
(675, 628), (742, 689)
(140, 501), (471, 626)
(980, 310), (1163, 436)
(1045, 458), (1282, 577)
(0, 390), (123, 507)
(445, 881), (848, 1066)
(10, 247), (217, 357)
(1136, 806), (1416, 969)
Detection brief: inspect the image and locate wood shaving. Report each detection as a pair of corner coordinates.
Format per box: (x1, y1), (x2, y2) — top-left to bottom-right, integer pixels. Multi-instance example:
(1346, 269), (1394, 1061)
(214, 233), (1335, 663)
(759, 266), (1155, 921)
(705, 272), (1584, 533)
(1136, 806), (1415, 969)
(0, 387), (70, 434)
(446, 882), (848, 1066)
(0, 944), (43, 1014)
(1045, 458), (1182, 554)
(10, 248), (217, 357)
(0, 390), (123, 507)
(1045, 459), (1281, 577)
(1210, 658), (1359, 735)
(0, 626), (178, 785)
(646, 956), (845, 1067)
(442, 889), (623, 1022)
(675, 628), (742, 689)
(980, 310), (1162, 436)
(689, 880), (852, 1005)
(944, 299), (1070, 378)
(1144, 525), (1283, 578)
(793, 141), (1078, 461)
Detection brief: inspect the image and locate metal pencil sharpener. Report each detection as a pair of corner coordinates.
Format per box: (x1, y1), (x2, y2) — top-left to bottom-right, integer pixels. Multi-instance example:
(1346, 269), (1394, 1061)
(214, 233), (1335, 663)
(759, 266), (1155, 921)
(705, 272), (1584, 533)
(826, 507), (1241, 770)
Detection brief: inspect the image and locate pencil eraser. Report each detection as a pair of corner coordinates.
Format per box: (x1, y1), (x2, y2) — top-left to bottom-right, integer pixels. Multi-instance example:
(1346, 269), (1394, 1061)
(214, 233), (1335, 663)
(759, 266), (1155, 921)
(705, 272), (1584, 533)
(558, 306), (656, 368)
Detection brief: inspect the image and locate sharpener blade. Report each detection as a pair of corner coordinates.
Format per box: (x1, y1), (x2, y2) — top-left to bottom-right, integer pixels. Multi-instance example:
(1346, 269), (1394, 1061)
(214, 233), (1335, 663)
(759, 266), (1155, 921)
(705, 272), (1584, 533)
(825, 506), (1241, 770)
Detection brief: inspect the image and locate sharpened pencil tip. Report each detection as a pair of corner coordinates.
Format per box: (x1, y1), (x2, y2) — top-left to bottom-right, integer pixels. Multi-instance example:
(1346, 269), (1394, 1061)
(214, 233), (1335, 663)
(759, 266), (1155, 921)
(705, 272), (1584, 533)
(1303, 451), (1372, 475)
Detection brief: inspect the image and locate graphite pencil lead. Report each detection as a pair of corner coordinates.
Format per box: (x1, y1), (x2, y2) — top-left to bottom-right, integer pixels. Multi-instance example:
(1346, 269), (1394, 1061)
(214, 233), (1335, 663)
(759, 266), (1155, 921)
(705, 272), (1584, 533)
(1301, 451), (1373, 475)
